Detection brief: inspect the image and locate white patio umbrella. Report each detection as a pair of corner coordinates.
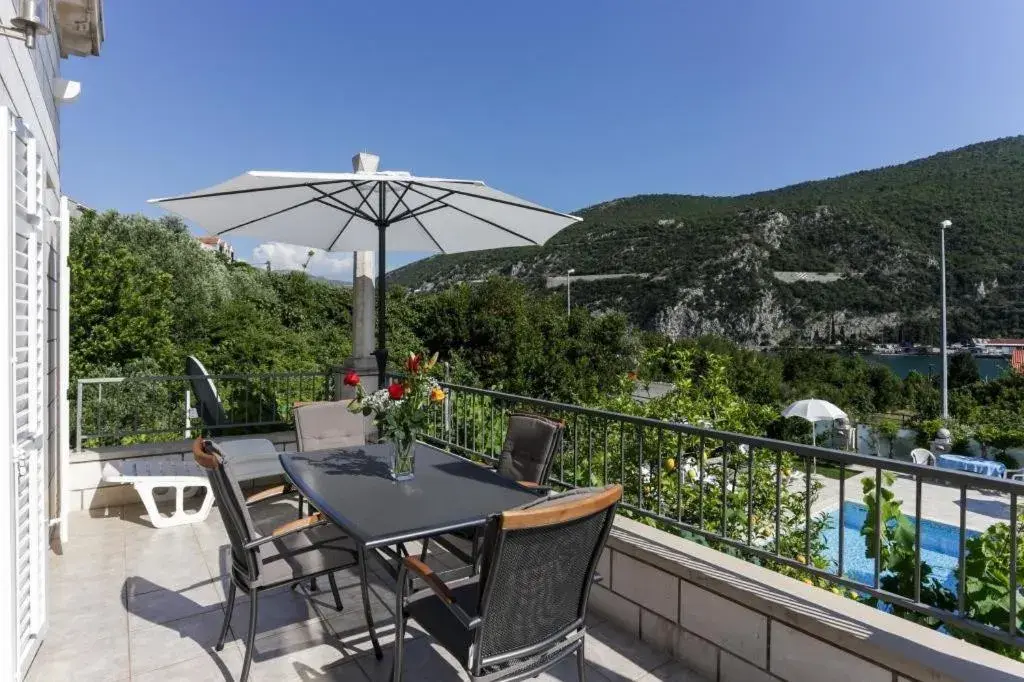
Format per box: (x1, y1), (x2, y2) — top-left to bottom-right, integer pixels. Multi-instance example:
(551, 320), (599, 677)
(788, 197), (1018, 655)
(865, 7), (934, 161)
(150, 161), (581, 374)
(781, 398), (847, 446)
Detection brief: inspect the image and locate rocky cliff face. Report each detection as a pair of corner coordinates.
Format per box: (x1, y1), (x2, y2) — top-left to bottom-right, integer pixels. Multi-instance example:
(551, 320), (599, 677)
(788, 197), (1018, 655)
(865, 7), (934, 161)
(390, 136), (1024, 344)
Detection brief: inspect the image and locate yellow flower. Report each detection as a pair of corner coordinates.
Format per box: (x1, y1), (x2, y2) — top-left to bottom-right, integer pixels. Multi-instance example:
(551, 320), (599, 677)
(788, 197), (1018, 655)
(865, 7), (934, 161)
(665, 457), (677, 472)
(429, 386), (445, 403)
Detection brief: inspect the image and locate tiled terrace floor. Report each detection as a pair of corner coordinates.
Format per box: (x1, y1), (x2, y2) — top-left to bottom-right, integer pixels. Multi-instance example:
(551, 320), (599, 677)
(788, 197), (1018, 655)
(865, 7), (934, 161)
(29, 498), (707, 682)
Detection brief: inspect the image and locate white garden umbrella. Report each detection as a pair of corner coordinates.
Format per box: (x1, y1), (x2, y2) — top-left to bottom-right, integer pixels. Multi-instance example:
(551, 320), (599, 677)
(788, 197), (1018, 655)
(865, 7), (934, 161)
(150, 162), (581, 373)
(781, 398), (847, 446)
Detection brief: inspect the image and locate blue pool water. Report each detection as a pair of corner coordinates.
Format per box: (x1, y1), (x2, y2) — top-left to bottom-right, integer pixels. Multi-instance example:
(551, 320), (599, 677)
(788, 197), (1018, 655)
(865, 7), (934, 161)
(821, 501), (980, 591)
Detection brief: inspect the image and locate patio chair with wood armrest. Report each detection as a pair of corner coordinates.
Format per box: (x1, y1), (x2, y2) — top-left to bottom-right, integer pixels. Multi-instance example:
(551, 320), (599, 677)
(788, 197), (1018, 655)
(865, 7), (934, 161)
(393, 484), (622, 682)
(192, 438), (358, 682)
(421, 413), (564, 565)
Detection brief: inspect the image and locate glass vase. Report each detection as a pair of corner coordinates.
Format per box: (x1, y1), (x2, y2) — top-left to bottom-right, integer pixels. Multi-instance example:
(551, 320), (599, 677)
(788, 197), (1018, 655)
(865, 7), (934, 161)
(388, 433), (416, 481)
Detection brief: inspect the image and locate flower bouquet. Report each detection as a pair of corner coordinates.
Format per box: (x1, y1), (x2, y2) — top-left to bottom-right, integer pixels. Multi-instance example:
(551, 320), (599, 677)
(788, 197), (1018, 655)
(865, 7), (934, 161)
(345, 351), (445, 480)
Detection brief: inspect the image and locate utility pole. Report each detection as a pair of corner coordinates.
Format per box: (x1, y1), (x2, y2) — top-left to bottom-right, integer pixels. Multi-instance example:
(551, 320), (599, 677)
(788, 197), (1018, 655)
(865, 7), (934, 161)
(939, 219), (952, 421)
(566, 268), (575, 316)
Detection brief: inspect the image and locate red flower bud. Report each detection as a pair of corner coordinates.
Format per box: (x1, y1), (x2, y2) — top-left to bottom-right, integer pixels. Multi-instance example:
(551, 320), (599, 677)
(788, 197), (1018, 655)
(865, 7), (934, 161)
(405, 353), (422, 373)
(343, 370), (361, 386)
(387, 382), (405, 400)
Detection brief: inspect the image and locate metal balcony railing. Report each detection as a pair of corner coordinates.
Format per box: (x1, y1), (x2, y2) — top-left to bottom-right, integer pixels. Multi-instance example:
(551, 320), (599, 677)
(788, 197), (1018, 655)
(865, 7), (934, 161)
(420, 380), (1024, 652)
(73, 371), (333, 452)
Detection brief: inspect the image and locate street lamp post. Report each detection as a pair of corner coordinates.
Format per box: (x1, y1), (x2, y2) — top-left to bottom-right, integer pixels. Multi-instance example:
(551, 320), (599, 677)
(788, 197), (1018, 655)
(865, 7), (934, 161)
(566, 268), (575, 316)
(940, 219), (952, 421)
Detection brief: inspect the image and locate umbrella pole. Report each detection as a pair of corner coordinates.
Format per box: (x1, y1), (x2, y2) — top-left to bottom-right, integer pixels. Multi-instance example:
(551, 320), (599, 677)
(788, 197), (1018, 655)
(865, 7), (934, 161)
(374, 182), (388, 386)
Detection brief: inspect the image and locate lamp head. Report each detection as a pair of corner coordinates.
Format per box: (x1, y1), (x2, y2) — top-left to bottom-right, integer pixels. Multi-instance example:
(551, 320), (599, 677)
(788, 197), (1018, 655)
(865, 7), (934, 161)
(567, 268), (576, 275)
(940, 219), (952, 229)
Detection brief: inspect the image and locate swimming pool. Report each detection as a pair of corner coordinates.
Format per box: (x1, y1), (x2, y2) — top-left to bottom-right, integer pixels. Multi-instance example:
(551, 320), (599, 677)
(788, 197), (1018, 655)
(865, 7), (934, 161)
(821, 501), (979, 591)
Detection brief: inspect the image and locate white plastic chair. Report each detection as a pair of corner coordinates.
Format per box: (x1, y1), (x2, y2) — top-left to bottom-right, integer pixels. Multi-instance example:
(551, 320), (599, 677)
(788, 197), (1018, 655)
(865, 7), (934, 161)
(910, 448), (936, 466)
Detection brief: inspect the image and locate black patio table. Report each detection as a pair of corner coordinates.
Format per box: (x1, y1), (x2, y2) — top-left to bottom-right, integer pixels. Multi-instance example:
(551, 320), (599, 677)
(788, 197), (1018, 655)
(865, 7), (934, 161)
(279, 442), (542, 659)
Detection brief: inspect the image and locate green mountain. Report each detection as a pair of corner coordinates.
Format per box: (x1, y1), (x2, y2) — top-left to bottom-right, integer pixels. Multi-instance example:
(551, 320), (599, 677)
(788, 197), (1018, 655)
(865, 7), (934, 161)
(390, 136), (1024, 346)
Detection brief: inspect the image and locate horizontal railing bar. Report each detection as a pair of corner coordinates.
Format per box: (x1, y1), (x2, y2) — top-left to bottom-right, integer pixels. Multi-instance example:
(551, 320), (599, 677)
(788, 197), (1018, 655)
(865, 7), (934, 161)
(438, 381), (1024, 493)
(77, 371), (328, 384)
(78, 420), (294, 442)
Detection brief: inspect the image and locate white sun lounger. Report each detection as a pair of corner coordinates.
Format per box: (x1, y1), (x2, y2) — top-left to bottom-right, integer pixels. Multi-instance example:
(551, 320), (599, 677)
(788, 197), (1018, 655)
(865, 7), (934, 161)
(101, 437), (282, 528)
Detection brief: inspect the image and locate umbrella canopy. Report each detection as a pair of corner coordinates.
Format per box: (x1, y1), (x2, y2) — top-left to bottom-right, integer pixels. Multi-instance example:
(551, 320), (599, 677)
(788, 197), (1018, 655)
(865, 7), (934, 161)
(150, 167), (581, 373)
(780, 399), (847, 423)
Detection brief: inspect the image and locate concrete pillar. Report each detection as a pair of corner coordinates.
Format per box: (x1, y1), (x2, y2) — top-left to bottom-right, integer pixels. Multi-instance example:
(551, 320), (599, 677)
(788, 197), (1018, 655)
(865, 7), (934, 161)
(336, 250), (380, 399)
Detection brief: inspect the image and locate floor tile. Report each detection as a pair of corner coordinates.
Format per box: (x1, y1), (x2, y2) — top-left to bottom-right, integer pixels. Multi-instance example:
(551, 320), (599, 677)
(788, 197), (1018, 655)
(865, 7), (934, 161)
(229, 586), (333, 642)
(357, 637), (468, 682)
(585, 622), (671, 681)
(132, 646), (244, 682)
(127, 578), (223, 630)
(46, 592), (128, 641)
(129, 608), (233, 676)
(25, 629), (129, 682)
(638, 661), (711, 682)
(247, 621), (371, 680)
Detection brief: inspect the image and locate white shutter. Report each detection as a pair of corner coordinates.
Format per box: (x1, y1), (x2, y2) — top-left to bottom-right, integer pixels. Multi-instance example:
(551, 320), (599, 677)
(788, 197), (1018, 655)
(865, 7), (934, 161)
(4, 108), (48, 678)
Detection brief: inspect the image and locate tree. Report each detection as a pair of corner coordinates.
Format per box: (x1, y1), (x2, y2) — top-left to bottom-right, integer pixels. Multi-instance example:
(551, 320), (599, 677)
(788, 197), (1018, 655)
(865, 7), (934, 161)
(949, 351), (981, 388)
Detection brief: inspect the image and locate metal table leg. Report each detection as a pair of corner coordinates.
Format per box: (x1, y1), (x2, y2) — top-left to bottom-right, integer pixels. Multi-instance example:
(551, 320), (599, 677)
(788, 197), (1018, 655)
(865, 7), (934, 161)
(358, 545), (384, 660)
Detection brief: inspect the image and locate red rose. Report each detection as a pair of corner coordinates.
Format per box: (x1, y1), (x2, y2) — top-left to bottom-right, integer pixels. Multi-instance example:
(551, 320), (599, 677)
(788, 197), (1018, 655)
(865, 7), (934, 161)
(405, 353), (422, 373)
(343, 370), (361, 386)
(387, 382), (405, 400)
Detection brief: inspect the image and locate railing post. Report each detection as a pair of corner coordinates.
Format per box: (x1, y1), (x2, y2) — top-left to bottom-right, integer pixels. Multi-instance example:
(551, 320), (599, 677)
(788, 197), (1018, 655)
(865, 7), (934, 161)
(184, 389), (192, 440)
(75, 380), (83, 453)
(443, 362), (451, 438)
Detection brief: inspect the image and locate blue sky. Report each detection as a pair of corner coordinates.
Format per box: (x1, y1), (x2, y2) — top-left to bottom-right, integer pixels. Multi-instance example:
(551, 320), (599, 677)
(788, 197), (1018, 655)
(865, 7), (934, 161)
(61, 0), (1024, 278)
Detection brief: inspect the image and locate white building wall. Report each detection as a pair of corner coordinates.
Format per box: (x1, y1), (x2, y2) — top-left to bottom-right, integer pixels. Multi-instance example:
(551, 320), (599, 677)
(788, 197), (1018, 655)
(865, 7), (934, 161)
(0, 5), (65, 680)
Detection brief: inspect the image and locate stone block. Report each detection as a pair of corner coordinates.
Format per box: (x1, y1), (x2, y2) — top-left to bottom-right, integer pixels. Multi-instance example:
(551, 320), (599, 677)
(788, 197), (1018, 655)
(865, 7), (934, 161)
(589, 584), (639, 636)
(679, 581), (767, 667)
(677, 629), (720, 681)
(770, 622), (890, 682)
(721, 651), (773, 682)
(612, 551), (679, 621)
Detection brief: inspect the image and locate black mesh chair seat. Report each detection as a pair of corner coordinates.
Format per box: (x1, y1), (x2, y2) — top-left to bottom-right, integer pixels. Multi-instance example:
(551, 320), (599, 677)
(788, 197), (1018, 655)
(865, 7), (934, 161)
(394, 484), (622, 682)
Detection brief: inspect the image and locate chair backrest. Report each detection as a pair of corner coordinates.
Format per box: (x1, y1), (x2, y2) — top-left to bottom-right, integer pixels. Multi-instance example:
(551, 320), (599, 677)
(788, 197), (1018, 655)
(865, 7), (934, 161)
(191, 437), (262, 584)
(472, 484), (622, 669)
(185, 356), (229, 428)
(910, 448), (935, 466)
(293, 401), (365, 452)
(495, 413), (564, 484)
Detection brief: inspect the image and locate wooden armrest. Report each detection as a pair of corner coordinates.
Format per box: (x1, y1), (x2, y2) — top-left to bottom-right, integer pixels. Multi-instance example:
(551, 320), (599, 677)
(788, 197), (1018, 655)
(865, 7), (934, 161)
(271, 512), (324, 537)
(517, 480), (540, 488)
(246, 484), (290, 505)
(403, 556), (456, 604)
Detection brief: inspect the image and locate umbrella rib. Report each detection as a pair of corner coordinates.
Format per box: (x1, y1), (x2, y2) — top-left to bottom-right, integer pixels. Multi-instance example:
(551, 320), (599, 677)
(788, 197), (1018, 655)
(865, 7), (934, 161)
(387, 186), (454, 224)
(406, 180), (579, 220)
(389, 203), (447, 224)
(326, 187), (377, 251)
(155, 179), (352, 203)
(400, 184), (540, 245)
(348, 182), (380, 223)
(217, 182), (368, 235)
(308, 185), (378, 223)
(392, 191), (446, 253)
(383, 183), (413, 223)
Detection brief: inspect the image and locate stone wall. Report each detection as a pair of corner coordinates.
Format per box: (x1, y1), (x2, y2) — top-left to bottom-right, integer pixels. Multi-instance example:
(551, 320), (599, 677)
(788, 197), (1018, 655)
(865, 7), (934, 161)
(591, 515), (1024, 682)
(67, 431), (296, 511)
